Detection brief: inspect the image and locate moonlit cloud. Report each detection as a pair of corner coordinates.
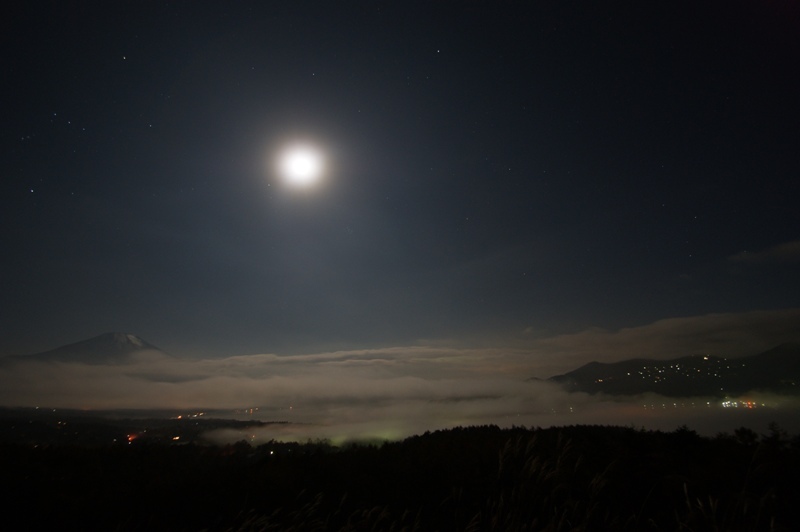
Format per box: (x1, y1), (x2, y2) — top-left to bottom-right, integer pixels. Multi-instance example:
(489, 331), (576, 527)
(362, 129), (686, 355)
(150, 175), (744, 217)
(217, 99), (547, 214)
(729, 240), (800, 264)
(524, 308), (800, 376)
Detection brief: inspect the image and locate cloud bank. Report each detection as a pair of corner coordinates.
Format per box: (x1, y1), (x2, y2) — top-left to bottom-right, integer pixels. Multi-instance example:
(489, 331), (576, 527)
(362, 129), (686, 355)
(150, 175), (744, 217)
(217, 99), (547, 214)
(729, 240), (800, 264)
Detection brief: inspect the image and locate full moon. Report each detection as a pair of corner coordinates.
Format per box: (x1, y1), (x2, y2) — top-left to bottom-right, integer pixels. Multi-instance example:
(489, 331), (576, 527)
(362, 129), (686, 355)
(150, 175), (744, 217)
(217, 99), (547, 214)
(278, 144), (324, 187)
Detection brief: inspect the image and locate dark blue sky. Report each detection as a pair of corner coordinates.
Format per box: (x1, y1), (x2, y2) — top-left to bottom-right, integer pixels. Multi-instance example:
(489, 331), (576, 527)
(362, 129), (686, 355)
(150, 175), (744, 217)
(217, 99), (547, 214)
(3, 1), (799, 357)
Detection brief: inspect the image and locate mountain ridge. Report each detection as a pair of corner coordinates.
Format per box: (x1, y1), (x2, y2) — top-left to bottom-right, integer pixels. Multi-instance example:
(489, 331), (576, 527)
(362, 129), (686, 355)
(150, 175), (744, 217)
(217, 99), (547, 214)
(546, 343), (800, 397)
(5, 332), (165, 365)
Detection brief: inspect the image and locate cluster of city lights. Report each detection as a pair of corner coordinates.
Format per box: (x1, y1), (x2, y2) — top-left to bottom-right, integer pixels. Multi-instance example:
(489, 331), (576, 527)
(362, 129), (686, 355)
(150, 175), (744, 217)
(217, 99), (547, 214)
(721, 400), (763, 409)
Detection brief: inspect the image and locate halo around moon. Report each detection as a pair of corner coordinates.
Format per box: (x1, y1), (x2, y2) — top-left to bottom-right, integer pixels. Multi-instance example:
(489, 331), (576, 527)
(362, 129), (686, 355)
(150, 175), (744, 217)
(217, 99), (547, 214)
(277, 144), (325, 187)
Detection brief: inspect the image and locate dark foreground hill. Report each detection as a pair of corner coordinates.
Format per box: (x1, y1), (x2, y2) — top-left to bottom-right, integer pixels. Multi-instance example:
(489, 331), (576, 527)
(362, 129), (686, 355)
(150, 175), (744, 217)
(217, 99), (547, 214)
(1, 424), (798, 531)
(547, 343), (800, 397)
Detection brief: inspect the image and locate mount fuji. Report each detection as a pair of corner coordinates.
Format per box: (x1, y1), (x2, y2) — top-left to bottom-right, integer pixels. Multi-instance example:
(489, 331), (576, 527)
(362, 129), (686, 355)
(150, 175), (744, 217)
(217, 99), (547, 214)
(7, 333), (167, 365)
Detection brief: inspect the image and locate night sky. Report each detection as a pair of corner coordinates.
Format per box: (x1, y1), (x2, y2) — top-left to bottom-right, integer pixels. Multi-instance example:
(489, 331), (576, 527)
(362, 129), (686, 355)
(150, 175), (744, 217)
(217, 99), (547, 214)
(3, 1), (799, 362)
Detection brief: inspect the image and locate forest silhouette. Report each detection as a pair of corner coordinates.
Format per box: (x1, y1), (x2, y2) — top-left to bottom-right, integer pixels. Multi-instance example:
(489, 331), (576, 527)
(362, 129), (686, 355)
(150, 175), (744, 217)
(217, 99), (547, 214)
(2, 423), (799, 530)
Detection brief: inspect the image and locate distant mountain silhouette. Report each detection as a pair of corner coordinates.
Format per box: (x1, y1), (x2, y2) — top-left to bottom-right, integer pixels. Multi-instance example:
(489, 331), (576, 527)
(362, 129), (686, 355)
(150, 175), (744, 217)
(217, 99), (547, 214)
(6, 333), (165, 365)
(546, 343), (800, 397)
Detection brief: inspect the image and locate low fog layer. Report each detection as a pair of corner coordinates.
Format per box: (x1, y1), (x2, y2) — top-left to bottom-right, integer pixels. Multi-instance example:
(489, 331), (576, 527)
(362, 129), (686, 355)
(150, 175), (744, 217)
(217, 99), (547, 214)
(2, 309), (799, 442)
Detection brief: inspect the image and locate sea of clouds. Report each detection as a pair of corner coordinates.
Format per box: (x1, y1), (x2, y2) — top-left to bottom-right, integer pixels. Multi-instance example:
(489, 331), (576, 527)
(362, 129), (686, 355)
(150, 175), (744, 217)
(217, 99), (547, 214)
(1, 309), (799, 443)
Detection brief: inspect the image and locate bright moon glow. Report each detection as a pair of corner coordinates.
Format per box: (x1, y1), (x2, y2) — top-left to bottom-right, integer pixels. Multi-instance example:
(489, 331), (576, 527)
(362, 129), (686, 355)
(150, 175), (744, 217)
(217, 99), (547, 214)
(278, 145), (324, 187)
